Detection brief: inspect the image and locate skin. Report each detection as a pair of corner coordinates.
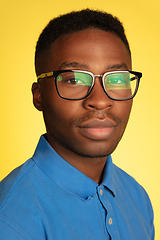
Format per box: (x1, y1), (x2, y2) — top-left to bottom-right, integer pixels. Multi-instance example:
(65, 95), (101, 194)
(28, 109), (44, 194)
(32, 28), (132, 183)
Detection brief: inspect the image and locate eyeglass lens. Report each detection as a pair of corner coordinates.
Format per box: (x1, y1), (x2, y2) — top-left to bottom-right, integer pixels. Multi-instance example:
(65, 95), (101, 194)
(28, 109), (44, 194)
(56, 71), (138, 100)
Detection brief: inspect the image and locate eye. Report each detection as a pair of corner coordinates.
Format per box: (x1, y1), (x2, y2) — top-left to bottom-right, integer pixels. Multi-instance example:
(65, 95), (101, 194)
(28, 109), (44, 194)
(57, 72), (93, 87)
(105, 73), (131, 87)
(67, 77), (86, 85)
(107, 76), (126, 85)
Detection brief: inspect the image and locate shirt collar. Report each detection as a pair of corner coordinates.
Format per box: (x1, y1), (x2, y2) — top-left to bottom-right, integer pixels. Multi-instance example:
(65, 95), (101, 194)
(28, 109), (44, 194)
(32, 135), (116, 200)
(101, 155), (116, 196)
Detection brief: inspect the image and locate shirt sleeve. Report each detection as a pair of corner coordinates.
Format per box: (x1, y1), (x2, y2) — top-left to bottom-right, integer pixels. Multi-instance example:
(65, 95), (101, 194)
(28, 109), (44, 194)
(150, 211), (155, 240)
(0, 217), (32, 240)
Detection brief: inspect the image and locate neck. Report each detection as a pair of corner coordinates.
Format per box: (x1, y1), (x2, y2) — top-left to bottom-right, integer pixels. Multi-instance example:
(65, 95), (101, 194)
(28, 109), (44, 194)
(64, 153), (106, 184)
(47, 135), (107, 184)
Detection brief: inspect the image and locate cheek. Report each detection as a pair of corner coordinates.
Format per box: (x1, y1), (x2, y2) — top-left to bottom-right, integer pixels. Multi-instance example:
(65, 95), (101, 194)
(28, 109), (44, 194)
(116, 100), (133, 128)
(41, 84), (83, 129)
(53, 98), (82, 120)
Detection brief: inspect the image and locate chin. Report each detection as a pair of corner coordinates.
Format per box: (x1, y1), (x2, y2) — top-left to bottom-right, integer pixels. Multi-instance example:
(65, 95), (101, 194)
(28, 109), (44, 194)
(68, 142), (118, 159)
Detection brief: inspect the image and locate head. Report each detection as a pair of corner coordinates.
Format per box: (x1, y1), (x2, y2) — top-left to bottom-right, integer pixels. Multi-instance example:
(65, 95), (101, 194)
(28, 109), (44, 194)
(32, 9), (140, 162)
(35, 9), (131, 76)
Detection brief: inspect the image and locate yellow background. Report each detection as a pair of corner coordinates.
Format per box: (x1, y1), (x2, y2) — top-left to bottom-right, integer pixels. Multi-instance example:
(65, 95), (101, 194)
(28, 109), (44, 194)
(0, 0), (160, 238)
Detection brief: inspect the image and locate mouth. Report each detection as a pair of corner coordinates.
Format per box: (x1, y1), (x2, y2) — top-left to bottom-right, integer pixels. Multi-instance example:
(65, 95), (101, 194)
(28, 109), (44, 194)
(77, 118), (117, 141)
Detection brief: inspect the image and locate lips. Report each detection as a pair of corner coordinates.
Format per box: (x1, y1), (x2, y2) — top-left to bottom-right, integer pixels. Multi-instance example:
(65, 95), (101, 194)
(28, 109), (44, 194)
(77, 118), (117, 140)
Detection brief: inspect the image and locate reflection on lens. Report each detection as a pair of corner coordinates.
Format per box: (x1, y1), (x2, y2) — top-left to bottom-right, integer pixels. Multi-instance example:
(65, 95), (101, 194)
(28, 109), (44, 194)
(105, 72), (137, 100)
(57, 72), (92, 99)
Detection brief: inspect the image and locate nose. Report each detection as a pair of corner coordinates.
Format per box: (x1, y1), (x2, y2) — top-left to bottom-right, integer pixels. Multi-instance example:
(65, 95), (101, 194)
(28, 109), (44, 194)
(83, 77), (114, 110)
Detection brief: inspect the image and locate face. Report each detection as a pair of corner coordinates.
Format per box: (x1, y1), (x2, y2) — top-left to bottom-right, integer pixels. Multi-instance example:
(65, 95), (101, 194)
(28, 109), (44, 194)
(33, 28), (132, 160)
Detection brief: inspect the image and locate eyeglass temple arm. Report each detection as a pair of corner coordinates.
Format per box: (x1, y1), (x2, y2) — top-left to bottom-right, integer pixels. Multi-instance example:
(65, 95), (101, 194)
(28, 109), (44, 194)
(37, 72), (53, 81)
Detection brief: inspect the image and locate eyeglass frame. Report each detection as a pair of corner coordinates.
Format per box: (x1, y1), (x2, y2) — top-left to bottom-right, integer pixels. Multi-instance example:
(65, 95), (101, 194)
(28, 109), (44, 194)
(37, 69), (142, 101)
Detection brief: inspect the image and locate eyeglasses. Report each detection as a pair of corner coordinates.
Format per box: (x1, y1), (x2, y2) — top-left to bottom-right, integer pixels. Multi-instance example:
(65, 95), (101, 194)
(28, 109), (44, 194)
(37, 70), (142, 101)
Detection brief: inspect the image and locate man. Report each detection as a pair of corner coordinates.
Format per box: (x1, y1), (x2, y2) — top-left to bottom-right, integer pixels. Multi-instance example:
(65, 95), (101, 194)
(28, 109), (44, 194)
(0, 9), (154, 239)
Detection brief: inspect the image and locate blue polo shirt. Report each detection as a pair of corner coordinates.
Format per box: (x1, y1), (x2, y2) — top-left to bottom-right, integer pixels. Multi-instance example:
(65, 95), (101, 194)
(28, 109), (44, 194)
(0, 135), (154, 239)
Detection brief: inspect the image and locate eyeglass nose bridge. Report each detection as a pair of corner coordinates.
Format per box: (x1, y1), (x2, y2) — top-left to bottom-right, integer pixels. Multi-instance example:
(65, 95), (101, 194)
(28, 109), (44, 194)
(92, 74), (104, 85)
(90, 74), (109, 98)
(94, 74), (103, 78)
(92, 74), (105, 89)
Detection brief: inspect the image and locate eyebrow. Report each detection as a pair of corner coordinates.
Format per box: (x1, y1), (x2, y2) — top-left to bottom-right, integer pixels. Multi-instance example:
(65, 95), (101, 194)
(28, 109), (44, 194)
(59, 61), (89, 69)
(106, 63), (129, 70)
(59, 61), (129, 71)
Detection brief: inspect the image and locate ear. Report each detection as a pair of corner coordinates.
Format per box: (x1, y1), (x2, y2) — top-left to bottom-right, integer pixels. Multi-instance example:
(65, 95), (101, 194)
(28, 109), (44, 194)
(31, 82), (43, 111)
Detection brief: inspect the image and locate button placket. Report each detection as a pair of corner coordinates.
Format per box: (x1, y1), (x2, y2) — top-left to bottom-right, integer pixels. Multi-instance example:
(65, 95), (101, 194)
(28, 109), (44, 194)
(97, 187), (121, 239)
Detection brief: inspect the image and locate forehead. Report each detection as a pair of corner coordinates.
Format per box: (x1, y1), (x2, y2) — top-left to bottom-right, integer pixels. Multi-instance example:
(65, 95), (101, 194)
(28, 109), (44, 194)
(38, 29), (131, 74)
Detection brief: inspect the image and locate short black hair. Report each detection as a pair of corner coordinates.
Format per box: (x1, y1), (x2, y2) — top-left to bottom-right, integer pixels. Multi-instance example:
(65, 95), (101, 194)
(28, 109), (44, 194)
(35, 9), (131, 74)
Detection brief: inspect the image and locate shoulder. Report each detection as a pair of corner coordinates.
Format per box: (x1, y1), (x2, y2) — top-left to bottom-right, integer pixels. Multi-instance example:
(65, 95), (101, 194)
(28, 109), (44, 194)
(113, 163), (147, 192)
(113, 163), (150, 200)
(113, 163), (154, 219)
(0, 159), (36, 208)
(0, 154), (59, 239)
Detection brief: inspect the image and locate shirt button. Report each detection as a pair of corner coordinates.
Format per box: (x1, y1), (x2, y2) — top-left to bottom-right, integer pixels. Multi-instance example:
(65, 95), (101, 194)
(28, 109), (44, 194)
(100, 189), (103, 196)
(109, 218), (112, 225)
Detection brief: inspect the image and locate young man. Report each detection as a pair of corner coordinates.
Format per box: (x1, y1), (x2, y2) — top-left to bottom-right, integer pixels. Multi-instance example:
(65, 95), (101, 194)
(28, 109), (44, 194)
(0, 9), (154, 239)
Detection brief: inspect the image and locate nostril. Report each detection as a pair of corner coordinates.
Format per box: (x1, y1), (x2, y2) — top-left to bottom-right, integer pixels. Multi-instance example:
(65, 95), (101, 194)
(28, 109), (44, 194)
(88, 103), (112, 110)
(83, 95), (113, 110)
